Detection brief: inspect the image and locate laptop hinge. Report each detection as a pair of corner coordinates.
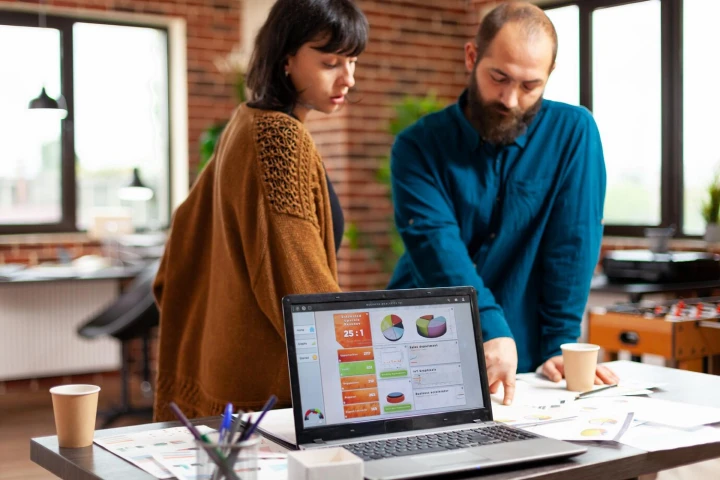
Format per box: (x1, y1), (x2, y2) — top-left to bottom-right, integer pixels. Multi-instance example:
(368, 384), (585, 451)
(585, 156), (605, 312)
(313, 439), (326, 444)
(473, 419), (483, 423)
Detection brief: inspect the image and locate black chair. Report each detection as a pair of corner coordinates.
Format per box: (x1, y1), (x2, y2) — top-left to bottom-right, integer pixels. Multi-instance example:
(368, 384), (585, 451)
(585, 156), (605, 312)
(78, 260), (160, 427)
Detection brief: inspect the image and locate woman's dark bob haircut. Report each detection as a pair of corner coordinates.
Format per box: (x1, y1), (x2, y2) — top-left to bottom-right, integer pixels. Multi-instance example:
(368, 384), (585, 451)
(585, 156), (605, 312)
(246, 0), (368, 114)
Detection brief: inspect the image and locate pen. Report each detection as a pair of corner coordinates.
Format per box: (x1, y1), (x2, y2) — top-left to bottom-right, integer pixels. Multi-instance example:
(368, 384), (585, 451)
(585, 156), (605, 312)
(211, 409), (247, 480)
(239, 395), (277, 442)
(575, 384), (618, 399)
(168, 402), (240, 480)
(224, 395), (278, 470)
(226, 409), (246, 446)
(219, 403), (233, 445)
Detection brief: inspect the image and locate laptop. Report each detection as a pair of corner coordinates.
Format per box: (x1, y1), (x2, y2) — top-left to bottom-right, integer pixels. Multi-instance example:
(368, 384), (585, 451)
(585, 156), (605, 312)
(282, 287), (586, 480)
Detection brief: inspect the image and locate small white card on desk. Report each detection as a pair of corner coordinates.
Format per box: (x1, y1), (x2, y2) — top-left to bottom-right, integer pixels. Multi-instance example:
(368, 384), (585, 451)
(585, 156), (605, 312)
(287, 448), (363, 480)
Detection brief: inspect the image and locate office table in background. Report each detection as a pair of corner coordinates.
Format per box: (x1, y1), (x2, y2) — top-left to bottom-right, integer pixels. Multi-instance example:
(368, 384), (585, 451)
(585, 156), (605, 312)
(30, 361), (720, 480)
(591, 274), (720, 304)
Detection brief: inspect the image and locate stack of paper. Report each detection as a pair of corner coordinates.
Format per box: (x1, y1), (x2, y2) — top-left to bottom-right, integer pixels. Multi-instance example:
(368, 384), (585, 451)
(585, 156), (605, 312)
(491, 374), (720, 450)
(94, 425), (290, 480)
(94, 426), (216, 478)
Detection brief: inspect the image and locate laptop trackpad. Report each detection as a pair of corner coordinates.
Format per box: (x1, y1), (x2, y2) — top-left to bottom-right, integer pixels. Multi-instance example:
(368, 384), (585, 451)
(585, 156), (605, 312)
(411, 450), (488, 467)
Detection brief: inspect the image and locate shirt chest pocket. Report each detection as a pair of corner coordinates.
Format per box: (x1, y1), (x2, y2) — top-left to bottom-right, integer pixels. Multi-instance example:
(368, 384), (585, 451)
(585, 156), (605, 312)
(502, 178), (552, 232)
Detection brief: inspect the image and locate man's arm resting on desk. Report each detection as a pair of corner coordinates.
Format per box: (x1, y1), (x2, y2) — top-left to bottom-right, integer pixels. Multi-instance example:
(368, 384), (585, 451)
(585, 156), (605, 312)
(391, 133), (517, 404)
(536, 109), (617, 385)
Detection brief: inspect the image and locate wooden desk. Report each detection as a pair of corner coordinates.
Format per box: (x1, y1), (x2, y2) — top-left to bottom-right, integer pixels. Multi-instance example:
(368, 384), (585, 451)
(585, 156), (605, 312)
(31, 361), (720, 480)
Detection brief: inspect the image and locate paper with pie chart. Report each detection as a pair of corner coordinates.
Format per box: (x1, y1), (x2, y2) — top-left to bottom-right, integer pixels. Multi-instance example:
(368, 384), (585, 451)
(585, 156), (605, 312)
(523, 410), (634, 441)
(491, 404), (577, 428)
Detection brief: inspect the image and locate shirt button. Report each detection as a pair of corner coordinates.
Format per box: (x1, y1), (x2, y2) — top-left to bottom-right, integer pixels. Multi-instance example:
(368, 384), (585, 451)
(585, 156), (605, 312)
(408, 218), (414, 226)
(495, 196), (500, 203)
(489, 233), (497, 240)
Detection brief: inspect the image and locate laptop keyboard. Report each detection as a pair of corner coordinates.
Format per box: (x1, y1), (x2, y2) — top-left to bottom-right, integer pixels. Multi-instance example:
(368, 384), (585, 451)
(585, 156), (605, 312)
(342, 424), (537, 461)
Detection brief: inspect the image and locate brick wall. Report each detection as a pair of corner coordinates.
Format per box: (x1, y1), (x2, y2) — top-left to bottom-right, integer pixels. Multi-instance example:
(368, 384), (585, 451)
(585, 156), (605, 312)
(0, 0), (241, 177)
(0, 237), (102, 265)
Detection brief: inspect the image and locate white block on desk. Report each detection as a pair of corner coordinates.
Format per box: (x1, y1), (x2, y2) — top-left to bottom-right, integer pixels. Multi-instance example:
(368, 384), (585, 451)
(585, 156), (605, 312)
(287, 448), (363, 480)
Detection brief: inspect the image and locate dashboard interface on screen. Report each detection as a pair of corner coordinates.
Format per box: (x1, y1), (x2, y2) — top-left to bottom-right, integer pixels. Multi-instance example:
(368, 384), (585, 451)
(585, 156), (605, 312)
(289, 295), (484, 429)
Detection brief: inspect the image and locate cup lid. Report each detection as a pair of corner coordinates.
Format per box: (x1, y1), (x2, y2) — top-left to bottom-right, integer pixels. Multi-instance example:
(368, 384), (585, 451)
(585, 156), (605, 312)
(49, 384), (101, 396)
(560, 343), (600, 352)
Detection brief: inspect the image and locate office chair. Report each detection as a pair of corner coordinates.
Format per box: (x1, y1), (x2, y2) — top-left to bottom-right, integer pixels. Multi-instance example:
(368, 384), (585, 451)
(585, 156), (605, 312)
(78, 260), (160, 427)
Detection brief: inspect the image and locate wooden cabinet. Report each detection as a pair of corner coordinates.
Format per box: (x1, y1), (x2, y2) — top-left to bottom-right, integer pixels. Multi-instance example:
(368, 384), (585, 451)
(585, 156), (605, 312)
(589, 306), (720, 373)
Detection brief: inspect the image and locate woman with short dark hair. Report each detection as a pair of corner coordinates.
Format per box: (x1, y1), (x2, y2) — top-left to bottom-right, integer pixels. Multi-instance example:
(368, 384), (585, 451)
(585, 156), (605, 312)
(153, 0), (368, 421)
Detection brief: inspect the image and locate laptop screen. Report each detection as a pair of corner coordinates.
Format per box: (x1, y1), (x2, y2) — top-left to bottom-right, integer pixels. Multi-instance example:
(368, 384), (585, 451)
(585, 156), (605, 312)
(288, 294), (485, 429)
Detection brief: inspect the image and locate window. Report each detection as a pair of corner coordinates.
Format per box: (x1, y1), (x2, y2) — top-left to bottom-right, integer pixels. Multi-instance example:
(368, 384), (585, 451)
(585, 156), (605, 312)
(542, 0), (705, 236)
(544, 5), (580, 106)
(683, 0), (720, 235)
(0, 11), (171, 234)
(593, 1), (662, 226)
(0, 25), (63, 225)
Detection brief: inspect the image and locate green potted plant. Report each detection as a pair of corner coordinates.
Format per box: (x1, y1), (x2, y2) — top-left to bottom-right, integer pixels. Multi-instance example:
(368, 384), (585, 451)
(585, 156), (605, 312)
(372, 92), (446, 271)
(701, 173), (720, 243)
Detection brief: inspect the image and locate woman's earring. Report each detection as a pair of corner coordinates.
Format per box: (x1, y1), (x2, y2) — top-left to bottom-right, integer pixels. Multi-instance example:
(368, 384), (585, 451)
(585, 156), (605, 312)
(285, 70), (289, 77)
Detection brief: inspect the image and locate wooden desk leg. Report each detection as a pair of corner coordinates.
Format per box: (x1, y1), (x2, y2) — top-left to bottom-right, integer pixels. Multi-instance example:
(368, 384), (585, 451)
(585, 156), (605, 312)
(677, 358), (704, 372)
(711, 356), (720, 375)
(600, 349), (618, 363)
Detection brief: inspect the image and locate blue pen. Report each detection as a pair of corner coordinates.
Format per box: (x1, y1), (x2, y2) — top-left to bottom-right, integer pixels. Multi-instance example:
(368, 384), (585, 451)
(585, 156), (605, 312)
(219, 402), (233, 445)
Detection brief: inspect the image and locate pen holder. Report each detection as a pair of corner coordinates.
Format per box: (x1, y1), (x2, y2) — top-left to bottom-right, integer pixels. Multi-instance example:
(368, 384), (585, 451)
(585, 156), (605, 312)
(195, 432), (259, 480)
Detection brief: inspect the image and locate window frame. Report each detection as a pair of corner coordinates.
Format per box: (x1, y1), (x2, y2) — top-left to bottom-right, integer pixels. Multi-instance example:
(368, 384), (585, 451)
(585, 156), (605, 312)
(542, 0), (685, 237)
(0, 10), (172, 235)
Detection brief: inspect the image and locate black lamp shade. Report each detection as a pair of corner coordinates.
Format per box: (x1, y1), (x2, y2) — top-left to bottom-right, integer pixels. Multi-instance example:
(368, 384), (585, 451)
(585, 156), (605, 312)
(119, 168), (154, 202)
(28, 87), (68, 117)
(129, 168), (148, 188)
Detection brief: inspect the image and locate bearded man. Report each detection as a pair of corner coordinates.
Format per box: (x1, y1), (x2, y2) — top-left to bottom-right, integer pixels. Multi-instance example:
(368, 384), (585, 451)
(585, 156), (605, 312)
(387, 2), (617, 405)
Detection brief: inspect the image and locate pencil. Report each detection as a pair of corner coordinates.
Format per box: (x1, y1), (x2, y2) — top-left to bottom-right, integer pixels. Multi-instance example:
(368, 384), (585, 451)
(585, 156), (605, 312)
(575, 384), (619, 399)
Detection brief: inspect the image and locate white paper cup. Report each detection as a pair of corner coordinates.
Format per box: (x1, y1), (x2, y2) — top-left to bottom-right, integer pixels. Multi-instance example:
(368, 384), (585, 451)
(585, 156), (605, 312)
(50, 384), (100, 448)
(561, 343), (600, 392)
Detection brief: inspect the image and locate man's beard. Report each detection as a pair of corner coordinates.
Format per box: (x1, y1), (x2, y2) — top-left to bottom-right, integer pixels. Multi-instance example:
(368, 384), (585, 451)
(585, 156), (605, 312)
(466, 70), (542, 146)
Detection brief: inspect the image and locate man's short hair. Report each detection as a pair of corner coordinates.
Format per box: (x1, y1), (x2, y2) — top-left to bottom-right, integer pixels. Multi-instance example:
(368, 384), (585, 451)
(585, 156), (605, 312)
(474, 2), (558, 67)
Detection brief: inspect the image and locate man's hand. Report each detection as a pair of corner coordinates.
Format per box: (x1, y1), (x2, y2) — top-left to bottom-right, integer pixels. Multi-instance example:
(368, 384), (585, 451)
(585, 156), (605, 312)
(541, 355), (620, 385)
(484, 337), (518, 406)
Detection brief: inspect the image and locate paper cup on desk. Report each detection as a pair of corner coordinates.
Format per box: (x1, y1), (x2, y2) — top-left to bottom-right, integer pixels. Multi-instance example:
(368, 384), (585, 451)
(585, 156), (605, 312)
(49, 384), (100, 448)
(288, 448), (363, 480)
(561, 343), (600, 392)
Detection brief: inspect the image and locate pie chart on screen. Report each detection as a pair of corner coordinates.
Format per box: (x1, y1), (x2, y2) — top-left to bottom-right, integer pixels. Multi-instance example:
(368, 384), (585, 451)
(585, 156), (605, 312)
(416, 315), (447, 338)
(381, 314), (404, 342)
(387, 392), (405, 403)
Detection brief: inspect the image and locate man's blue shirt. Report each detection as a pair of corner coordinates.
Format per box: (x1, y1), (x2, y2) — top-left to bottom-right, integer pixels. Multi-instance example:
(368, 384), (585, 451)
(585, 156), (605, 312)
(387, 92), (606, 373)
